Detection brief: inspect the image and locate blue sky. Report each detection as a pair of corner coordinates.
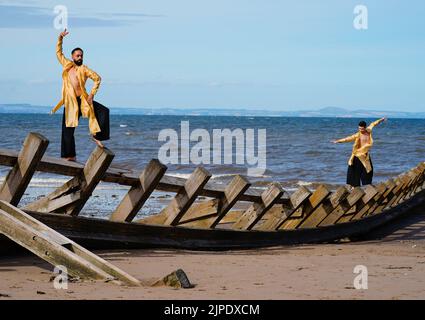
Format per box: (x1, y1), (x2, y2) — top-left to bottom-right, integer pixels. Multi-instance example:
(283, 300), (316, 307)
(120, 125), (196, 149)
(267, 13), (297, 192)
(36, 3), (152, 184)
(0, 0), (424, 111)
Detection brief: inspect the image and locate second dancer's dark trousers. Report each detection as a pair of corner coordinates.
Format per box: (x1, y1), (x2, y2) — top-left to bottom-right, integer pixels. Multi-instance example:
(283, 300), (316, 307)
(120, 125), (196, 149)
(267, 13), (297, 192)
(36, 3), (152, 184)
(346, 156), (373, 187)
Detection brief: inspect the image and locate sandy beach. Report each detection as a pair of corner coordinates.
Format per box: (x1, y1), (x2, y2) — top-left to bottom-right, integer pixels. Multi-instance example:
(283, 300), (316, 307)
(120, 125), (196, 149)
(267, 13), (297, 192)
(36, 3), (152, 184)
(1, 208), (425, 300)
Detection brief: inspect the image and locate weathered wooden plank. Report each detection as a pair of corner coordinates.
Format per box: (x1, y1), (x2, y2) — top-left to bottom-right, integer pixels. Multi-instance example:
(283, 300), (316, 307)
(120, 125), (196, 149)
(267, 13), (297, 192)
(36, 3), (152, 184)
(319, 187), (365, 226)
(337, 185), (378, 223)
(178, 209), (243, 228)
(23, 147), (114, 216)
(257, 186), (312, 231)
(351, 183), (387, 220)
(388, 174), (413, 208)
(0, 133), (49, 206)
(208, 175), (251, 229)
(278, 185), (332, 230)
(162, 167), (212, 226)
(0, 148), (291, 205)
(404, 164), (425, 198)
(177, 199), (219, 224)
(299, 186), (350, 228)
(0, 201), (140, 286)
(110, 159), (167, 222)
(24, 177), (81, 212)
(65, 147), (115, 216)
(367, 179), (397, 215)
(232, 182), (284, 230)
(137, 199), (219, 226)
(375, 177), (406, 213)
(415, 164), (425, 193)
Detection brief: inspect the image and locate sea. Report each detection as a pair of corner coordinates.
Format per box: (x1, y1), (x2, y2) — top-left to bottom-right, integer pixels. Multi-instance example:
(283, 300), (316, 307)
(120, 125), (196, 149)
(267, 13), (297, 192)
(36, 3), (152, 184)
(0, 113), (424, 219)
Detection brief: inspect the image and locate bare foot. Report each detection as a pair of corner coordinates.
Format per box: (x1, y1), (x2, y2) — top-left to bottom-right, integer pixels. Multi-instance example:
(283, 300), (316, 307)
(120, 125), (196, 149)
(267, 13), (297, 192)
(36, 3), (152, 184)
(63, 157), (77, 162)
(91, 136), (105, 148)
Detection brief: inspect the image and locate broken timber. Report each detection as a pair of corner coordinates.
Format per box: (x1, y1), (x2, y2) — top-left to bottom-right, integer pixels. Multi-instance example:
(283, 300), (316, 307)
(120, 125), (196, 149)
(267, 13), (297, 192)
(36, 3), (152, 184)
(0, 132), (424, 250)
(0, 200), (140, 286)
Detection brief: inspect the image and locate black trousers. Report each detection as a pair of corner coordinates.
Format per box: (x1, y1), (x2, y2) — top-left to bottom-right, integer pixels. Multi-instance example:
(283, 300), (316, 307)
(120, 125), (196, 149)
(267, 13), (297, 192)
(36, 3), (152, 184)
(61, 97), (110, 158)
(346, 156), (373, 187)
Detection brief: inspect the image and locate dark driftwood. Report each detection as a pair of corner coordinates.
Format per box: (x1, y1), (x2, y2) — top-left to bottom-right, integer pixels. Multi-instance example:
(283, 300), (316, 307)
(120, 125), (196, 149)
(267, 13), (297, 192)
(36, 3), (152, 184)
(0, 186), (420, 251)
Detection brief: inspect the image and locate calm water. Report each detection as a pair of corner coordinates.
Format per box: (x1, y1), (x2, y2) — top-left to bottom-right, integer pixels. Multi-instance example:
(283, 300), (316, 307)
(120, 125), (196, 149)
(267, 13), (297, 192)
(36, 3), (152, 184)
(1, 114), (424, 189)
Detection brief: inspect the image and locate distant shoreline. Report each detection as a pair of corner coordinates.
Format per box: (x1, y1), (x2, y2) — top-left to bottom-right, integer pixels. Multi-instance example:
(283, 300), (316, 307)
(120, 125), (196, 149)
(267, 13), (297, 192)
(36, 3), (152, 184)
(1, 112), (425, 120)
(1, 105), (425, 119)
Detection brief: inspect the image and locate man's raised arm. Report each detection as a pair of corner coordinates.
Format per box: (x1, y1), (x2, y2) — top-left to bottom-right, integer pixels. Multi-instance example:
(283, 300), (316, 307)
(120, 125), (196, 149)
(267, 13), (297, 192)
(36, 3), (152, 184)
(367, 117), (386, 131)
(56, 29), (70, 66)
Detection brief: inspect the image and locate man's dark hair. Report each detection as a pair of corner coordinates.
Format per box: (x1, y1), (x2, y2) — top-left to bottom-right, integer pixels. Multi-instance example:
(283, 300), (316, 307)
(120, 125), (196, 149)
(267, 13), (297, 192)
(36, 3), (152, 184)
(358, 120), (367, 128)
(71, 47), (83, 55)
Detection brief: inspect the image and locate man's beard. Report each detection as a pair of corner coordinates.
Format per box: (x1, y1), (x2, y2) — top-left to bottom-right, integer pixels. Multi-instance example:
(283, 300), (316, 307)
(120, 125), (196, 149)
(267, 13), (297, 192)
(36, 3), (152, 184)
(74, 60), (83, 66)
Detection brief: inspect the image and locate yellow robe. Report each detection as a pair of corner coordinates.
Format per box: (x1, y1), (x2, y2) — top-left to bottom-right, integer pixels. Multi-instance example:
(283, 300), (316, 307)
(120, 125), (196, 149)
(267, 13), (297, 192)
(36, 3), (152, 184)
(337, 119), (382, 173)
(51, 36), (101, 134)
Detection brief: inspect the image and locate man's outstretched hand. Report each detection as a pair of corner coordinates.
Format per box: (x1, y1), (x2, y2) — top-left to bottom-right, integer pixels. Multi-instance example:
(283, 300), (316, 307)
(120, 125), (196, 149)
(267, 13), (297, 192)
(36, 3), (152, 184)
(59, 28), (69, 39)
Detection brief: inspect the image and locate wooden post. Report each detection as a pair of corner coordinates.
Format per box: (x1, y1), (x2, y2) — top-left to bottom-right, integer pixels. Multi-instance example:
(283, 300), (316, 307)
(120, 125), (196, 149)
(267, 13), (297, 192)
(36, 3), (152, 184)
(162, 167), (211, 226)
(208, 175), (251, 229)
(277, 184), (332, 230)
(368, 179), (397, 215)
(319, 187), (365, 226)
(336, 185), (378, 223)
(232, 182), (284, 230)
(257, 186), (312, 231)
(416, 163), (425, 192)
(24, 146), (114, 216)
(387, 174), (412, 208)
(110, 159), (167, 222)
(350, 182), (387, 220)
(299, 186), (350, 228)
(403, 165), (425, 198)
(0, 133), (49, 206)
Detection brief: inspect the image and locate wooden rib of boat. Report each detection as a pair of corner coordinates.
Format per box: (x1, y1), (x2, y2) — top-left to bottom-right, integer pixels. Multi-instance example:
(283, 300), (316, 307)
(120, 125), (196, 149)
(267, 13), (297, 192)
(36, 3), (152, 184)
(1, 132), (424, 251)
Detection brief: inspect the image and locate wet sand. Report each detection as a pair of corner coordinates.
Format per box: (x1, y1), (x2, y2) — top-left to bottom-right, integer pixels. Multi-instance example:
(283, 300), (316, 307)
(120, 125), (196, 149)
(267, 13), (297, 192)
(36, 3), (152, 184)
(1, 210), (425, 300)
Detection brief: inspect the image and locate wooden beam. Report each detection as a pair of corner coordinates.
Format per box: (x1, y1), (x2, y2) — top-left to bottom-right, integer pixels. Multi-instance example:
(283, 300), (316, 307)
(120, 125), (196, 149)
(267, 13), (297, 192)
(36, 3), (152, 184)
(0, 148), (291, 205)
(110, 159), (167, 222)
(0, 201), (140, 286)
(350, 182), (387, 220)
(319, 187), (365, 226)
(208, 175), (251, 229)
(177, 199), (219, 224)
(136, 199), (219, 226)
(178, 209), (243, 229)
(336, 185), (378, 223)
(277, 184), (332, 230)
(0, 133), (49, 206)
(162, 167), (212, 226)
(404, 164), (425, 198)
(232, 182), (284, 230)
(257, 186), (312, 231)
(24, 147), (114, 216)
(388, 174), (413, 208)
(299, 186), (350, 228)
(367, 179), (397, 215)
